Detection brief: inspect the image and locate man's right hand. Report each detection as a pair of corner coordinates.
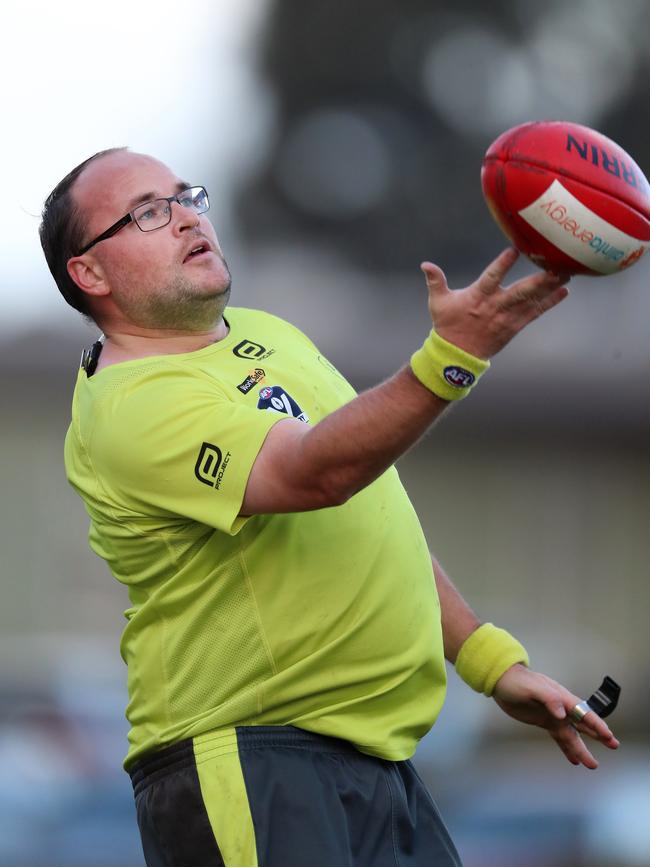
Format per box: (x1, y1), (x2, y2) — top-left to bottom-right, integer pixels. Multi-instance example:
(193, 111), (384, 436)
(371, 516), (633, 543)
(422, 247), (570, 360)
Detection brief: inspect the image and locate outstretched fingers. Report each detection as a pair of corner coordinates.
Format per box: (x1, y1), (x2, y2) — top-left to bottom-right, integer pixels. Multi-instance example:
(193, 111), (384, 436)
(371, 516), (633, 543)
(500, 269), (567, 306)
(498, 270), (570, 324)
(420, 248), (571, 359)
(549, 693), (619, 769)
(570, 709), (620, 750)
(551, 726), (599, 768)
(476, 247), (520, 294)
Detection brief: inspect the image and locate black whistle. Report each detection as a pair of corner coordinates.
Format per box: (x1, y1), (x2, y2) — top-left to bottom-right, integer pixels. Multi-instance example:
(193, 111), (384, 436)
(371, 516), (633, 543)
(586, 676), (621, 719)
(81, 339), (104, 377)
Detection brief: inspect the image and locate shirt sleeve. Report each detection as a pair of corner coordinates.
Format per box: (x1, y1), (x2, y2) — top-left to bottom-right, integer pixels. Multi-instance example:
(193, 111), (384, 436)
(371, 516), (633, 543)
(89, 365), (285, 535)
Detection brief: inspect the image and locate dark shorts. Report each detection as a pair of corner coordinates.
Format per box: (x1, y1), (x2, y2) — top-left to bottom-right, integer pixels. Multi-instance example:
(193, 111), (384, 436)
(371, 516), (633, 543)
(129, 725), (463, 867)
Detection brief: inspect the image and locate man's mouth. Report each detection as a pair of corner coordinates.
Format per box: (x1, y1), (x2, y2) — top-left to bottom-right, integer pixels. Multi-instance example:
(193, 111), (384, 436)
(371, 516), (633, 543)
(183, 243), (212, 263)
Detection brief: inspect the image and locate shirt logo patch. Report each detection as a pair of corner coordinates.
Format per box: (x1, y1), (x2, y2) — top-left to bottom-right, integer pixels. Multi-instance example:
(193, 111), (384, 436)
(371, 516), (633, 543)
(257, 386), (309, 423)
(233, 339), (276, 360)
(237, 368), (266, 394)
(194, 442), (231, 489)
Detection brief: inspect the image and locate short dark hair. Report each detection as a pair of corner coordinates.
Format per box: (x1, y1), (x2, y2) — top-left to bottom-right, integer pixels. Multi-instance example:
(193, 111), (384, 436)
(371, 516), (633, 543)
(39, 147), (127, 316)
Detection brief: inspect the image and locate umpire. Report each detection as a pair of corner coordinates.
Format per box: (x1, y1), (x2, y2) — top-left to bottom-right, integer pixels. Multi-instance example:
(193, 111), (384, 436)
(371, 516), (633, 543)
(40, 147), (619, 867)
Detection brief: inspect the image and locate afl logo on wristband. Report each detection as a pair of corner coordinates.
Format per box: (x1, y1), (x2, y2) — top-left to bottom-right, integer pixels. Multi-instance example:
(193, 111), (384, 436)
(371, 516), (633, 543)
(443, 366), (475, 389)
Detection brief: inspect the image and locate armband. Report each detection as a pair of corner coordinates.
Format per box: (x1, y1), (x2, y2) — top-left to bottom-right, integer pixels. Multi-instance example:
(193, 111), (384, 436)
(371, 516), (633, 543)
(455, 622), (530, 696)
(410, 330), (490, 401)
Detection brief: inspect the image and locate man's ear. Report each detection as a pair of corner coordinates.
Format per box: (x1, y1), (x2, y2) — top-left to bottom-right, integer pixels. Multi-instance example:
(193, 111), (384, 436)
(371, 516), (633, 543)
(67, 255), (110, 299)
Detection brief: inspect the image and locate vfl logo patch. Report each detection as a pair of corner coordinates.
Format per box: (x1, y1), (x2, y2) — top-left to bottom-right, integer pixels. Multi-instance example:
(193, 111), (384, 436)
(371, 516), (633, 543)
(233, 339), (276, 361)
(443, 366), (475, 389)
(257, 386), (309, 422)
(194, 442), (231, 489)
(237, 368), (266, 394)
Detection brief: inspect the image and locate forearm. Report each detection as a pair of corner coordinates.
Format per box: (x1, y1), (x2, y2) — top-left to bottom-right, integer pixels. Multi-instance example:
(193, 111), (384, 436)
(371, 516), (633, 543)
(432, 555), (531, 696)
(241, 363), (452, 515)
(297, 365), (449, 502)
(431, 553), (481, 663)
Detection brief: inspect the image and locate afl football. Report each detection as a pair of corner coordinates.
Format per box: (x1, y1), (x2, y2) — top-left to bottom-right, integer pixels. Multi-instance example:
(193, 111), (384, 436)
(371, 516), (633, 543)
(481, 121), (650, 276)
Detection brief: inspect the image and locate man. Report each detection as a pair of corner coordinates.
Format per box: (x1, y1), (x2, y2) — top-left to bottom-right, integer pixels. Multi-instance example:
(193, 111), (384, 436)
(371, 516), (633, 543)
(40, 148), (618, 867)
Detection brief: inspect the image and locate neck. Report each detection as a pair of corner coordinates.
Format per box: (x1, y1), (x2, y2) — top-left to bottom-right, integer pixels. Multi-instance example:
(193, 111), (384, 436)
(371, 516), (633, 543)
(99, 317), (230, 364)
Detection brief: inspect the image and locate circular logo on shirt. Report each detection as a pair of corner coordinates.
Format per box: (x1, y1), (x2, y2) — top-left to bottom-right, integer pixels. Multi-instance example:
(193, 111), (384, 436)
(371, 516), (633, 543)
(259, 386), (273, 400)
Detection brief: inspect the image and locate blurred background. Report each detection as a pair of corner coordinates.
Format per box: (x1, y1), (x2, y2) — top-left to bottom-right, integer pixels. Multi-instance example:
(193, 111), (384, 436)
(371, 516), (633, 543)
(2, 0), (649, 864)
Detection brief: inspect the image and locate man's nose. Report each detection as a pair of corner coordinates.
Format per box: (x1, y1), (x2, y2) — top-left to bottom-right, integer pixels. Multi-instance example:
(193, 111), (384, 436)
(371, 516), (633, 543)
(171, 200), (200, 233)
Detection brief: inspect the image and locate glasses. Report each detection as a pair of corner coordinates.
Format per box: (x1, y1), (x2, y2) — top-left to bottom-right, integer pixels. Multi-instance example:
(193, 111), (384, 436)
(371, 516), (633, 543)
(77, 186), (210, 255)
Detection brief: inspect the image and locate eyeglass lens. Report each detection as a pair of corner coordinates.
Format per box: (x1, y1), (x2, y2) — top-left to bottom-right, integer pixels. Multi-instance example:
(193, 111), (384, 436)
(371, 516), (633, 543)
(133, 187), (209, 232)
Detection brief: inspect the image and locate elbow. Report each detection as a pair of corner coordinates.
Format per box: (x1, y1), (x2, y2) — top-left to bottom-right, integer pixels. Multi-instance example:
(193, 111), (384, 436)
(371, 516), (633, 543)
(310, 471), (355, 509)
(321, 486), (352, 509)
(290, 439), (359, 509)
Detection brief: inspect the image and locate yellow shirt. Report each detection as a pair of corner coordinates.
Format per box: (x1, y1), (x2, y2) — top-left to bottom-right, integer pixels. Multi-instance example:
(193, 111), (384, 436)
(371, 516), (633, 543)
(65, 308), (446, 769)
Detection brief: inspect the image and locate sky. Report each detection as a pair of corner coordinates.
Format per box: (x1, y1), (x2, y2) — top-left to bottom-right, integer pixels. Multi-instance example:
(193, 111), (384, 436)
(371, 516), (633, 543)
(3, 0), (271, 333)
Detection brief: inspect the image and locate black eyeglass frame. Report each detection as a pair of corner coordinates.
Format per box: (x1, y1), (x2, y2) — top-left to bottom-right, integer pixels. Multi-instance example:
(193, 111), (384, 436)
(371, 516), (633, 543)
(76, 186), (209, 255)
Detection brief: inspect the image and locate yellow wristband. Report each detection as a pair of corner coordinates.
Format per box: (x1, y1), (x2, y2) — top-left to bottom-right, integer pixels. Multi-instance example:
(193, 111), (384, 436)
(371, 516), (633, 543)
(455, 623), (530, 696)
(410, 330), (490, 401)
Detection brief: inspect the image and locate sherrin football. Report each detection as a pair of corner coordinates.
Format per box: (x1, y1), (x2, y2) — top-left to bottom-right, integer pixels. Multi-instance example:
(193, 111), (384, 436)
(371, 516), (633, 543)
(481, 120), (650, 276)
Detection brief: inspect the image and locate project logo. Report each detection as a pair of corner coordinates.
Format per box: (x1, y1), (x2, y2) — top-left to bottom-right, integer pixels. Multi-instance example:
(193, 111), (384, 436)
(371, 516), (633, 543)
(194, 442), (231, 490)
(233, 340), (276, 361)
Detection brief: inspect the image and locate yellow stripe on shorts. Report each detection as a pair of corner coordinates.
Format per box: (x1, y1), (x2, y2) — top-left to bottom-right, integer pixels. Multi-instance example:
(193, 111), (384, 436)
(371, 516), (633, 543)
(193, 728), (259, 867)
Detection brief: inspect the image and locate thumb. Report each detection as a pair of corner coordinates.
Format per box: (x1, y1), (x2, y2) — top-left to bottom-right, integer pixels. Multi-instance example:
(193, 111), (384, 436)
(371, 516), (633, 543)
(420, 262), (450, 298)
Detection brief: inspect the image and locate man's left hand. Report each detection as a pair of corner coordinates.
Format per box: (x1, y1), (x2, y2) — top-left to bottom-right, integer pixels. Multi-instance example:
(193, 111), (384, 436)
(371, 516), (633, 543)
(492, 663), (620, 769)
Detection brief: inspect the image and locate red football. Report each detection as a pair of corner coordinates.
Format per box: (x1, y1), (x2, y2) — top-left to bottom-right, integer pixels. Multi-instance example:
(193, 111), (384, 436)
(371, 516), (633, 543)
(481, 121), (650, 276)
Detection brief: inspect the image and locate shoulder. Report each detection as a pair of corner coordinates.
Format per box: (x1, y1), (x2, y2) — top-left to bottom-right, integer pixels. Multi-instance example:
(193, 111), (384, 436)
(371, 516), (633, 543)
(99, 358), (218, 406)
(73, 360), (225, 456)
(226, 307), (319, 351)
